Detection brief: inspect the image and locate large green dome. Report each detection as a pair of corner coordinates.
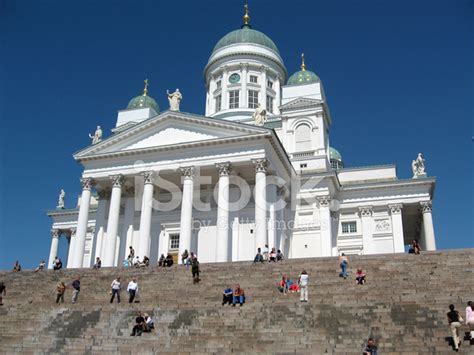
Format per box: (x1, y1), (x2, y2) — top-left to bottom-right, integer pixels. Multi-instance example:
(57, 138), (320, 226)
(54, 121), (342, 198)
(127, 94), (159, 113)
(212, 26), (279, 54)
(287, 69), (319, 85)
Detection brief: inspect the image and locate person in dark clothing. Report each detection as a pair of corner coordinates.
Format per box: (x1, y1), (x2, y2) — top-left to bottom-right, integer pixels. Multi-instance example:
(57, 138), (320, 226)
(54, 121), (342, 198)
(447, 304), (463, 351)
(71, 277), (80, 303)
(363, 338), (378, 355)
(158, 254), (165, 267)
(130, 312), (146, 336)
(53, 258), (62, 270)
(0, 282), (6, 306)
(164, 254), (174, 267)
(222, 287), (233, 305)
(181, 249), (189, 265)
(253, 248), (263, 263)
(191, 257), (200, 283)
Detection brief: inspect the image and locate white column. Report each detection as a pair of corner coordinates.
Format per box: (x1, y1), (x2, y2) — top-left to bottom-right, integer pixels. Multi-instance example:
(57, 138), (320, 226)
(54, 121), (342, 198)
(318, 196), (333, 256)
(274, 75), (281, 114)
(420, 201), (436, 251)
(66, 228), (76, 268)
(72, 177), (94, 268)
(240, 63), (248, 108)
(359, 206), (374, 255)
(267, 184), (277, 251)
(179, 167), (194, 258)
(222, 66), (229, 110)
(122, 196), (135, 260)
(253, 158), (268, 251)
(48, 229), (60, 269)
(208, 75), (216, 115)
(231, 216), (240, 261)
(260, 66), (267, 110)
(216, 162), (231, 262)
(389, 204), (405, 253)
(103, 174), (124, 267)
(138, 171), (154, 259)
(93, 191), (108, 262)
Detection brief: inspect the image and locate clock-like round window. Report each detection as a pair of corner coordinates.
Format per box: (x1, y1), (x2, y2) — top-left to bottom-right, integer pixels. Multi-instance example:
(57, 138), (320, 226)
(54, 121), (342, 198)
(229, 73), (240, 84)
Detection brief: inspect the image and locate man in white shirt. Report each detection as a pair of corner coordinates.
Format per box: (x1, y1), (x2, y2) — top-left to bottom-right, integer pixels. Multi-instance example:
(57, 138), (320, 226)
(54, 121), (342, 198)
(127, 278), (139, 303)
(298, 270), (309, 302)
(262, 244), (269, 261)
(110, 277), (121, 303)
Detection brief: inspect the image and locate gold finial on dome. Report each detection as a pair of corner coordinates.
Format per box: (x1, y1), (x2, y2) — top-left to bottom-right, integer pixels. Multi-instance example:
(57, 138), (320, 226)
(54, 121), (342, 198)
(243, 3), (250, 26)
(301, 53), (306, 71)
(143, 78), (149, 96)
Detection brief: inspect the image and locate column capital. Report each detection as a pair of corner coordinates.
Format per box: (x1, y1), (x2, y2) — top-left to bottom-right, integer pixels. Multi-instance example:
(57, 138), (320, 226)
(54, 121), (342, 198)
(260, 65), (268, 74)
(141, 171), (154, 184)
(252, 158), (269, 174)
(180, 166), (195, 180)
(80, 177), (95, 190)
(240, 63), (248, 71)
(51, 229), (60, 238)
(110, 174), (125, 188)
(317, 195), (331, 207)
(389, 204), (403, 215)
(420, 201), (432, 213)
(216, 162), (231, 176)
(69, 227), (77, 236)
(359, 206), (373, 217)
(222, 65), (229, 73)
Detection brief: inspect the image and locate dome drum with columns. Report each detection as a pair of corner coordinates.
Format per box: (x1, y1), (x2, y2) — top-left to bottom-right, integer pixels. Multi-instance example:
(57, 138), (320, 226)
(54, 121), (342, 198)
(47, 5), (437, 269)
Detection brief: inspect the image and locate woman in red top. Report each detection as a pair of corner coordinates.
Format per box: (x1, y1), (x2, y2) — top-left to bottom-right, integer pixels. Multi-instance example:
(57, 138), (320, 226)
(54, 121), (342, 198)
(355, 268), (366, 285)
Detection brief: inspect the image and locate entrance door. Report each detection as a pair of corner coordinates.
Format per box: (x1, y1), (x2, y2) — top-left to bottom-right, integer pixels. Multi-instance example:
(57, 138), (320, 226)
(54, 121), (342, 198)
(169, 233), (180, 264)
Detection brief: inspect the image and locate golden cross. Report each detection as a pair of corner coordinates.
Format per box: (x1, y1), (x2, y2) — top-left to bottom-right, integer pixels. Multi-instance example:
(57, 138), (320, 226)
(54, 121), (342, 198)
(143, 78), (149, 96)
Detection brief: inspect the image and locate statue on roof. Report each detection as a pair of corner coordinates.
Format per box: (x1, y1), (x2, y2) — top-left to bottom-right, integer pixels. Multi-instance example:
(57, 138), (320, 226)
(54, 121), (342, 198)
(57, 189), (65, 209)
(167, 89), (182, 111)
(252, 103), (267, 126)
(412, 153), (426, 178)
(89, 125), (102, 145)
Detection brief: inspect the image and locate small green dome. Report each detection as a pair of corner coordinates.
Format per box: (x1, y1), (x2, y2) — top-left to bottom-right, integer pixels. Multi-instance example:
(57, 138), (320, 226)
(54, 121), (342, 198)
(287, 69), (319, 86)
(127, 94), (159, 113)
(212, 26), (279, 54)
(329, 147), (342, 161)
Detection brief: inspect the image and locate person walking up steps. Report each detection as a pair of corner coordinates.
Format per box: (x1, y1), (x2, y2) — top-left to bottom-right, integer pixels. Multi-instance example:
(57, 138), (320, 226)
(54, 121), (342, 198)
(298, 270), (309, 302)
(339, 253), (348, 279)
(56, 281), (66, 304)
(127, 278), (138, 303)
(447, 304), (463, 351)
(110, 277), (121, 303)
(71, 276), (80, 304)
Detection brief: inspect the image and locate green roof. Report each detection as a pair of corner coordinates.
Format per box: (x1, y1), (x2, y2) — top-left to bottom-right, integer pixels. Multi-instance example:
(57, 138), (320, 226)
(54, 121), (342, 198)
(287, 69), (319, 86)
(127, 95), (159, 113)
(212, 26), (279, 54)
(329, 147), (342, 161)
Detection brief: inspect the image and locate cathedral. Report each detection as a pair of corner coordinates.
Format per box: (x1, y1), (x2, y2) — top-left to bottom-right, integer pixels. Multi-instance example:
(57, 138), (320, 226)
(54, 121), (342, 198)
(47, 6), (436, 268)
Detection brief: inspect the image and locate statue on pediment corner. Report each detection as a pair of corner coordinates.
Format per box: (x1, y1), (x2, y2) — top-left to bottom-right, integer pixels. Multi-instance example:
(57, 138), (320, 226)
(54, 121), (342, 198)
(252, 103), (266, 126)
(57, 189), (65, 209)
(167, 88), (182, 111)
(89, 125), (102, 145)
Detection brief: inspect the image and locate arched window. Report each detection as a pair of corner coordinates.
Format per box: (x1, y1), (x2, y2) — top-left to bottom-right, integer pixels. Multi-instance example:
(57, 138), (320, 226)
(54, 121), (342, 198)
(295, 124), (312, 151)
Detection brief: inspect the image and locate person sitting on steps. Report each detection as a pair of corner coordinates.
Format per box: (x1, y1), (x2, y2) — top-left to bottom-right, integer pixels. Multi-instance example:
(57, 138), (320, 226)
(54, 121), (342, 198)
(269, 248), (277, 262)
(93, 257), (102, 269)
(253, 248), (263, 263)
(278, 276), (288, 294)
(53, 257), (62, 270)
(130, 312), (146, 336)
(158, 254), (165, 267)
(181, 249), (189, 266)
(164, 254), (174, 267)
(222, 286), (233, 305)
(363, 338), (378, 355)
(12, 260), (21, 272)
(34, 260), (45, 272)
(232, 284), (245, 306)
(410, 239), (422, 255)
(355, 268), (366, 285)
(276, 249), (284, 261)
(144, 313), (154, 332)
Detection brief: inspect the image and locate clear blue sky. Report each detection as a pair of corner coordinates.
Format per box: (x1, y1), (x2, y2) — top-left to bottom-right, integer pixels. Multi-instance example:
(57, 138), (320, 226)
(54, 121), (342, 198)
(0, 0), (472, 270)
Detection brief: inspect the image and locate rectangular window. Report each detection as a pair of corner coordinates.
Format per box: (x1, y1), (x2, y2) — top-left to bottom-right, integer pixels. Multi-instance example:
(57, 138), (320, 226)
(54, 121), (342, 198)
(266, 95), (274, 113)
(215, 94), (222, 111)
(250, 75), (258, 83)
(248, 90), (259, 109)
(267, 80), (273, 89)
(216, 80), (221, 89)
(229, 90), (239, 109)
(341, 221), (357, 234)
(169, 234), (180, 250)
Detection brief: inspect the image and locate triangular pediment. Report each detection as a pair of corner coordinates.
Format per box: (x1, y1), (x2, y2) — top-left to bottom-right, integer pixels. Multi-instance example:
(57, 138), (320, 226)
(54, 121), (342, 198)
(279, 97), (324, 111)
(74, 111), (270, 159)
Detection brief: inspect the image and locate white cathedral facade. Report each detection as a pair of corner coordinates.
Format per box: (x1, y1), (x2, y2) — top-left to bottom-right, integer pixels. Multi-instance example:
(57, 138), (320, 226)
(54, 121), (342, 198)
(47, 8), (436, 269)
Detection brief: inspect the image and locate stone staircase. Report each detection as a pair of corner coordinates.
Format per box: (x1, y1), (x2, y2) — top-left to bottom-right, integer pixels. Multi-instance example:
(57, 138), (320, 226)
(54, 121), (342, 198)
(0, 249), (473, 354)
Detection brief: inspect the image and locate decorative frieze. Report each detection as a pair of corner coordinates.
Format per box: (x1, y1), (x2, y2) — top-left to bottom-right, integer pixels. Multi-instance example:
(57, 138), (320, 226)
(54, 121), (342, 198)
(252, 158), (269, 174)
(389, 204), (403, 215)
(359, 206), (373, 217)
(80, 177), (94, 190)
(216, 162), (231, 176)
(51, 229), (59, 238)
(374, 219), (391, 232)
